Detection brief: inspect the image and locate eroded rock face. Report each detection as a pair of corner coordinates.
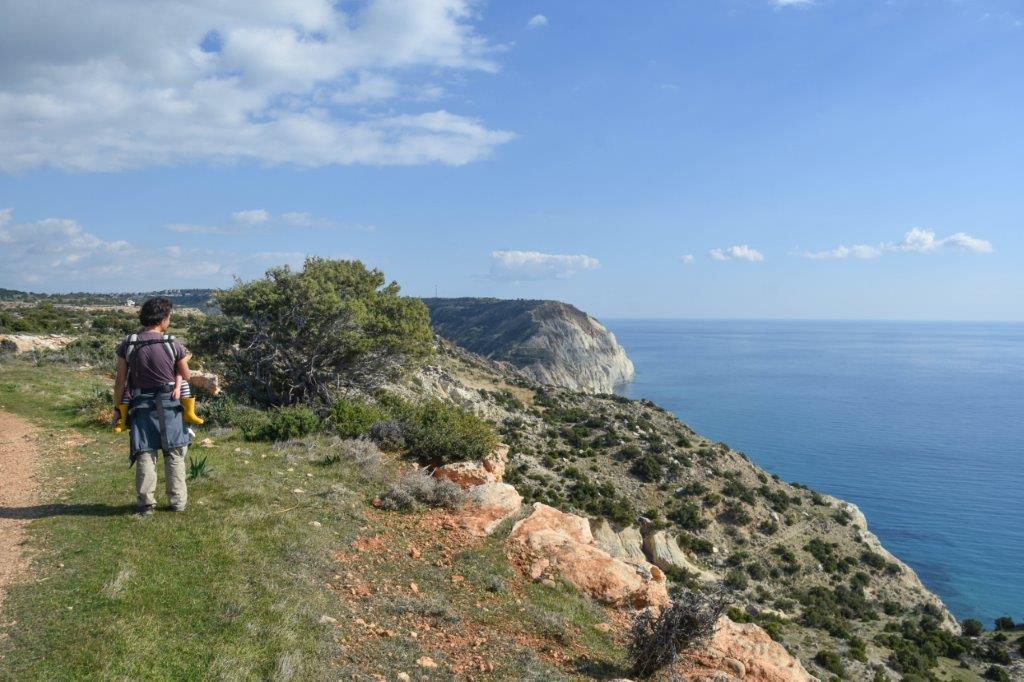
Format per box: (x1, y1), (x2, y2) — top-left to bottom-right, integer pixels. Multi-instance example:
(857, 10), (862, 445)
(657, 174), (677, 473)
(509, 503), (669, 609)
(617, 525), (648, 562)
(422, 298), (635, 393)
(457, 482), (522, 537)
(642, 530), (720, 582)
(434, 444), (509, 489)
(591, 518), (629, 559)
(682, 616), (818, 682)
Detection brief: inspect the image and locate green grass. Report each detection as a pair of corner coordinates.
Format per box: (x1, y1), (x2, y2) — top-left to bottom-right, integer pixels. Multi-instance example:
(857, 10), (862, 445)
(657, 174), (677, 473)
(0, 361), (625, 681)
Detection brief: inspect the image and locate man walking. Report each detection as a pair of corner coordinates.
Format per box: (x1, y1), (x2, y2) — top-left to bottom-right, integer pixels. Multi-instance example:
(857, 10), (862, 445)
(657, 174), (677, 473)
(113, 297), (193, 517)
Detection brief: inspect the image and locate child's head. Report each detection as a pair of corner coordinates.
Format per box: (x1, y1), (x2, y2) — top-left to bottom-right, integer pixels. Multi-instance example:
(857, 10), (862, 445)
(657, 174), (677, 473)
(139, 297), (173, 330)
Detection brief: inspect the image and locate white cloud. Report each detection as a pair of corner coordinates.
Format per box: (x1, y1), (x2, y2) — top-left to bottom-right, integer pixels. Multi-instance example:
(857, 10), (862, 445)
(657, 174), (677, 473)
(890, 227), (993, 254)
(489, 250), (599, 280)
(773, 0), (815, 6)
(803, 244), (882, 260)
(0, 208), (306, 290)
(803, 228), (993, 260)
(527, 14), (549, 29)
(680, 254), (695, 265)
(0, 0), (515, 172)
(167, 223), (228, 235)
(168, 209), (366, 234)
(709, 245), (764, 262)
(232, 209), (270, 224)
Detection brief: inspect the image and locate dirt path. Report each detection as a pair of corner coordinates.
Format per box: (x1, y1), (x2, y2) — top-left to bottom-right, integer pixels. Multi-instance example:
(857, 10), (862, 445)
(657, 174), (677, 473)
(0, 410), (38, 609)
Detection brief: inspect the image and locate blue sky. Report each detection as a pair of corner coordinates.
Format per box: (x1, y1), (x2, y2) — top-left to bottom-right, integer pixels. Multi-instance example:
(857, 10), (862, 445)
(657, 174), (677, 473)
(1, 0), (1021, 320)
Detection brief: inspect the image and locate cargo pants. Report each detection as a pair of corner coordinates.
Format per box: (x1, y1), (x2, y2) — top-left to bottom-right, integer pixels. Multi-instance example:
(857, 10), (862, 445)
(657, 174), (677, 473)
(135, 445), (188, 511)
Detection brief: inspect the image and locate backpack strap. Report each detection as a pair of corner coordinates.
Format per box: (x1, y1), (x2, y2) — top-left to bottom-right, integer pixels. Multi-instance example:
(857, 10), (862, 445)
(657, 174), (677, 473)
(124, 333), (139, 362)
(161, 334), (178, 366)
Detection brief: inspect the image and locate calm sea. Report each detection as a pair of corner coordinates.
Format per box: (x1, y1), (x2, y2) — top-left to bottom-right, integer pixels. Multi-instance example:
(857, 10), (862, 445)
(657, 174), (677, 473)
(608, 319), (1024, 625)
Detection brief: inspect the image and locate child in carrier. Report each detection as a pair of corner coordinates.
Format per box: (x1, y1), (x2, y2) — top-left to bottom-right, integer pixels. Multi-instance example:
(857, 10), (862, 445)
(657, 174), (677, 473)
(113, 332), (204, 433)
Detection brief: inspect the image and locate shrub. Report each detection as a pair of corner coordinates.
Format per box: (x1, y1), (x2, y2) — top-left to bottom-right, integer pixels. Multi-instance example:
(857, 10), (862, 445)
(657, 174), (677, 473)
(746, 562), (768, 580)
(631, 455), (663, 482)
(669, 502), (709, 531)
(405, 400), (497, 463)
(994, 616), (1016, 631)
(617, 444), (643, 460)
(240, 406), (321, 441)
(369, 420), (406, 450)
(721, 501), (752, 526)
(725, 569), (749, 591)
(984, 644), (1011, 665)
(814, 650), (846, 678)
(984, 666), (1011, 682)
(323, 438), (383, 482)
(329, 399), (386, 438)
(961, 619), (984, 637)
(200, 395), (245, 427)
(190, 258), (433, 405)
(848, 636), (868, 663)
(861, 551), (887, 570)
(677, 533), (714, 555)
(628, 589), (725, 679)
(376, 469), (462, 511)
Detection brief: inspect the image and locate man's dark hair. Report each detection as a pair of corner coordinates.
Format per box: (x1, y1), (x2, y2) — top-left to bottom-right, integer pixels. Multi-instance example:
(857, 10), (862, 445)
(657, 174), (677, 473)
(139, 297), (173, 327)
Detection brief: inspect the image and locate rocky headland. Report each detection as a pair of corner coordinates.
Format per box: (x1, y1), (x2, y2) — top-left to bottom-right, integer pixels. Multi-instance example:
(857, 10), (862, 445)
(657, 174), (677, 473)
(421, 297), (635, 393)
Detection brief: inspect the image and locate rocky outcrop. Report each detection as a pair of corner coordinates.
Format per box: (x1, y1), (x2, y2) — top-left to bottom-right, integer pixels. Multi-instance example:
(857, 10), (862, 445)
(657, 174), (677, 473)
(509, 503), (669, 609)
(457, 482), (523, 537)
(422, 298), (635, 393)
(682, 616), (818, 682)
(434, 444), (509, 489)
(642, 530), (721, 583)
(187, 370), (222, 396)
(590, 521), (721, 583)
(0, 333), (75, 353)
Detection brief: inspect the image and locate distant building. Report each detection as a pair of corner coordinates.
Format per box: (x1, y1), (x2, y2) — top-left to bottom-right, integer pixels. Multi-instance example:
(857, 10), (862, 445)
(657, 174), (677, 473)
(125, 299), (136, 307)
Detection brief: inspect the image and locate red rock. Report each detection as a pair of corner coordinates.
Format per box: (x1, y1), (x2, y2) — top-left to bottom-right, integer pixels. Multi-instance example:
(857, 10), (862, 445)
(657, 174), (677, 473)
(509, 503), (669, 609)
(434, 443), (510, 488)
(457, 482), (523, 536)
(682, 616), (818, 681)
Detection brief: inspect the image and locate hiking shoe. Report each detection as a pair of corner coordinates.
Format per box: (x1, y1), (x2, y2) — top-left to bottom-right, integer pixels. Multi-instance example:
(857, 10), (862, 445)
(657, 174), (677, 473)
(136, 506), (155, 519)
(170, 505), (187, 513)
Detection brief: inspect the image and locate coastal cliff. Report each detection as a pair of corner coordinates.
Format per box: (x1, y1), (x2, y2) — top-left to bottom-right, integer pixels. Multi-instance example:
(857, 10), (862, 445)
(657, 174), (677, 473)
(421, 297), (635, 393)
(382, 339), (972, 680)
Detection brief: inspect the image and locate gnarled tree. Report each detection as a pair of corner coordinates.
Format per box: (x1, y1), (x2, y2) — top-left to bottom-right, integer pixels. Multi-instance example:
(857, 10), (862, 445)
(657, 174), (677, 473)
(191, 258), (433, 405)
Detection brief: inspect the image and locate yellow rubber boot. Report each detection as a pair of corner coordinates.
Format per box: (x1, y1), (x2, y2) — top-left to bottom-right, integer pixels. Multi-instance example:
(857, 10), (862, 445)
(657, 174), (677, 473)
(113, 403), (129, 433)
(182, 397), (204, 425)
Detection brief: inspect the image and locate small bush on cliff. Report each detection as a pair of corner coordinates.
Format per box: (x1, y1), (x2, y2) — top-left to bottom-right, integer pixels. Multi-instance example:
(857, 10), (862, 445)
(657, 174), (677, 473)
(961, 619), (984, 637)
(405, 400), (497, 463)
(190, 258), (433, 405)
(814, 650), (847, 678)
(369, 420), (406, 451)
(239, 406), (321, 441)
(984, 666), (1011, 682)
(630, 454), (663, 482)
(376, 469), (462, 511)
(994, 616), (1016, 631)
(329, 399), (386, 438)
(628, 588), (726, 679)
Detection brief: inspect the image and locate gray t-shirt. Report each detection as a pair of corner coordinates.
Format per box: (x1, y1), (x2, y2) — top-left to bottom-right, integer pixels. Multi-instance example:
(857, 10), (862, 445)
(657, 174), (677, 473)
(116, 331), (186, 390)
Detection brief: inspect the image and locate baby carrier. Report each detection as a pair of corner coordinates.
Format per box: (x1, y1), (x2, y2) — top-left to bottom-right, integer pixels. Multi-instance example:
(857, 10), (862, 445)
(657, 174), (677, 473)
(122, 333), (192, 463)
